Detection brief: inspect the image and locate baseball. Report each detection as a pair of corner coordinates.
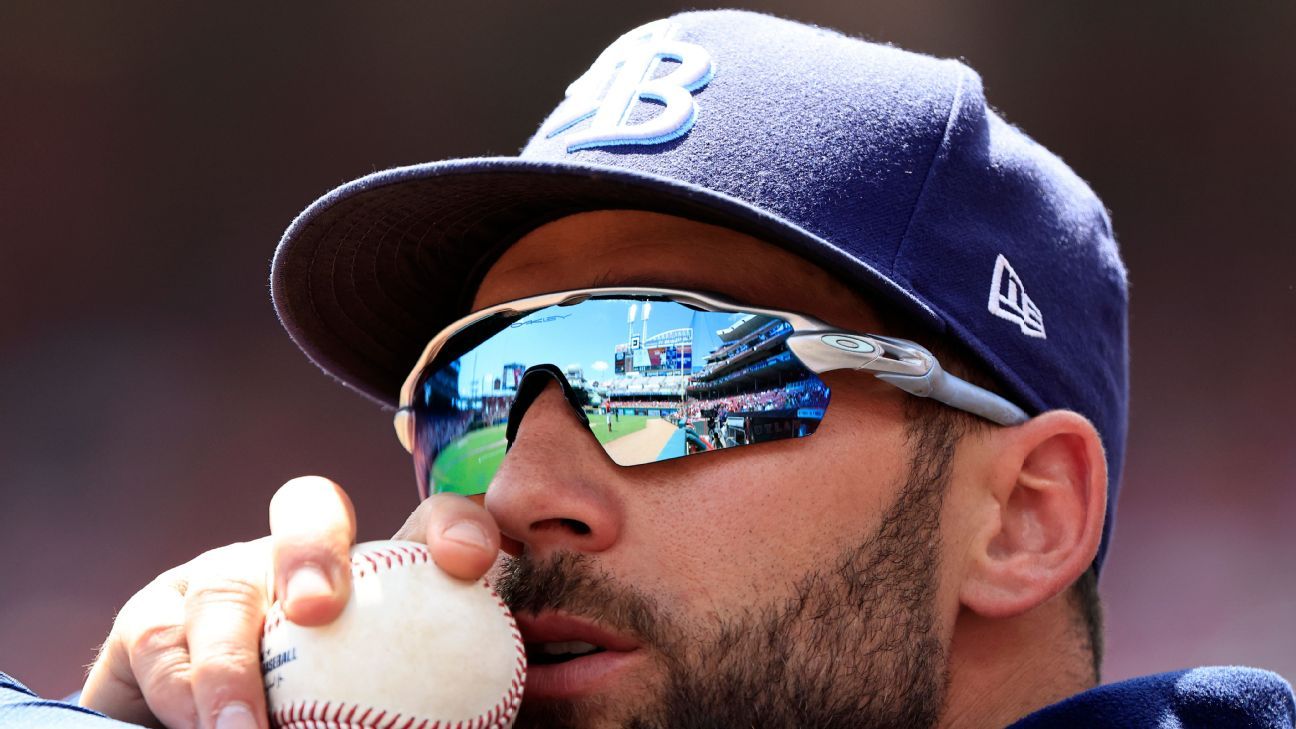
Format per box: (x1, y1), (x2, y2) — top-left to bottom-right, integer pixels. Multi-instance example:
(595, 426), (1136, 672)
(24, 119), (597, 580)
(261, 540), (526, 729)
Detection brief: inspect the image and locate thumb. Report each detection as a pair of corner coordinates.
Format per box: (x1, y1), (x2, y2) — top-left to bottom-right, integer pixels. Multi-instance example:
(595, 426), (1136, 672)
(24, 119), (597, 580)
(393, 492), (501, 581)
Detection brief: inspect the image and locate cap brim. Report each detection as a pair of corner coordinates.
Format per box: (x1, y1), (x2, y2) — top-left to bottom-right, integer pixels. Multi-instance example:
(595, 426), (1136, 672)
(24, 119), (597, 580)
(271, 157), (942, 408)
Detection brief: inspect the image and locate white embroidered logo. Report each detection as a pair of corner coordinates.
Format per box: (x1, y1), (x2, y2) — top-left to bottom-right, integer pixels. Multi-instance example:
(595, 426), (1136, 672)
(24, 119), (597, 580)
(540, 20), (714, 152)
(987, 254), (1046, 339)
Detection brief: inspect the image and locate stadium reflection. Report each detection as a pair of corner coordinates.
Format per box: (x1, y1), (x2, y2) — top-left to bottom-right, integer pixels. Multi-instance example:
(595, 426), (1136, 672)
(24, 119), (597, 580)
(414, 298), (831, 495)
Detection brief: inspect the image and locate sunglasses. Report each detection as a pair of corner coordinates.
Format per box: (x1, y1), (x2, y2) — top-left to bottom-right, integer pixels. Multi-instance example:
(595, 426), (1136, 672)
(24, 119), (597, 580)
(394, 287), (1027, 499)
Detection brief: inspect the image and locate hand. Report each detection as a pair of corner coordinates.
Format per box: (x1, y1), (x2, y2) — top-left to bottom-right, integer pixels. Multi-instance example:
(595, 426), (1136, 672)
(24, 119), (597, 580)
(80, 476), (501, 729)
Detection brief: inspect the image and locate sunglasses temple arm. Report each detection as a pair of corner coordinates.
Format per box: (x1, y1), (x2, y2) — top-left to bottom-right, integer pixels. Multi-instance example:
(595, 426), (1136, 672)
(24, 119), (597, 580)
(787, 332), (1029, 426)
(875, 368), (1029, 426)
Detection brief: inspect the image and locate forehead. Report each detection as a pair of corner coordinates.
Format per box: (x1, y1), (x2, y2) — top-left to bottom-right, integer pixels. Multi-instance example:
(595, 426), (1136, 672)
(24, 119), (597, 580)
(472, 210), (884, 332)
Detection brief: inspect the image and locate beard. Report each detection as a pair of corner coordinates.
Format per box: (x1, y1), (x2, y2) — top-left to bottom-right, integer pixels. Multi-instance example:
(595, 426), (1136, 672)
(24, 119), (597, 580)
(495, 415), (955, 729)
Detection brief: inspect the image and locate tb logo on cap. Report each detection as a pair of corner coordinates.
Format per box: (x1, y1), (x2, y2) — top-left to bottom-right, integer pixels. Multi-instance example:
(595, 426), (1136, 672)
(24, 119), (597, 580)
(541, 20), (714, 152)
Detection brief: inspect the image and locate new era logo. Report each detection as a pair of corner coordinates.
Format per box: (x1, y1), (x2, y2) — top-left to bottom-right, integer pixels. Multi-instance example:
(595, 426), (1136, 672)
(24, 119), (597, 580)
(988, 254), (1046, 339)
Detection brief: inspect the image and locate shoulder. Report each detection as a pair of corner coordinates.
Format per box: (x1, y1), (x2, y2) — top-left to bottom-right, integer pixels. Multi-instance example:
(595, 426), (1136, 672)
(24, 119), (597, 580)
(1009, 667), (1296, 729)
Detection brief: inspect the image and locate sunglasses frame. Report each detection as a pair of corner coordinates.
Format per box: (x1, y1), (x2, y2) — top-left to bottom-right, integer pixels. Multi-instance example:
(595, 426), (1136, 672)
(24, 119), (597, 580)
(393, 287), (1029, 462)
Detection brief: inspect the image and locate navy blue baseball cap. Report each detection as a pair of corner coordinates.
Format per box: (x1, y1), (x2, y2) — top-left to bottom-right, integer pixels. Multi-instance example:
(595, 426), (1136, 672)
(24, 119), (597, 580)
(271, 10), (1128, 572)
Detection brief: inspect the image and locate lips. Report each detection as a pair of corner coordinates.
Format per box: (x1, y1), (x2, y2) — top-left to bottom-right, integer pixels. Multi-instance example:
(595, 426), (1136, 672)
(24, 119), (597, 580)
(516, 612), (644, 700)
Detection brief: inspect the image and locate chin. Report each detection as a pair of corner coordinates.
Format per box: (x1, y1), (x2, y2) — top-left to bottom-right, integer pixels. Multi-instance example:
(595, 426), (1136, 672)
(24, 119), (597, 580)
(513, 693), (640, 729)
(513, 659), (662, 729)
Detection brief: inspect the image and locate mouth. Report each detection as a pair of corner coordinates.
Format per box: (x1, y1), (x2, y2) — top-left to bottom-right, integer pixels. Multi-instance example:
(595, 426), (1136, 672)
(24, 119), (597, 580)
(529, 640), (607, 665)
(517, 612), (645, 700)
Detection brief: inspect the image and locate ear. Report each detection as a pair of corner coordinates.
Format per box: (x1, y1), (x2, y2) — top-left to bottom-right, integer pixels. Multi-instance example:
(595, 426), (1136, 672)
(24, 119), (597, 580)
(959, 410), (1107, 618)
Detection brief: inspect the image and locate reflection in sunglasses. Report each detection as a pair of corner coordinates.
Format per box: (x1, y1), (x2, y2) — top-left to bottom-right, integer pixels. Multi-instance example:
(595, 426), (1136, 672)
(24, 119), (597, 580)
(415, 299), (831, 495)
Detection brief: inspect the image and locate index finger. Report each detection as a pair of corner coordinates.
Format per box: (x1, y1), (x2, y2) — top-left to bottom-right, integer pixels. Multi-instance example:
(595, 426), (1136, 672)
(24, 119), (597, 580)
(268, 476), (357, 626)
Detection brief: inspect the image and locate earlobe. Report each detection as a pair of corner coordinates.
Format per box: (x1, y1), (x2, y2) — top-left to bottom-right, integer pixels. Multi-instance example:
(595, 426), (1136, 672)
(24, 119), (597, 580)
(960, 410), (1107, 619)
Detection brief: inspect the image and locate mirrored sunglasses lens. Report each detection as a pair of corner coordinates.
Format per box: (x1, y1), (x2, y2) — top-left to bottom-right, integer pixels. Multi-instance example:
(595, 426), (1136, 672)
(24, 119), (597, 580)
(413, 298), (830, 496)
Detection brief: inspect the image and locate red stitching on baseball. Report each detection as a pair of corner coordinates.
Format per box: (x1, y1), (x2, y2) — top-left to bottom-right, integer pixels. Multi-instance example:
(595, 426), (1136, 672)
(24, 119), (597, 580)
(263, 601), (286, 634)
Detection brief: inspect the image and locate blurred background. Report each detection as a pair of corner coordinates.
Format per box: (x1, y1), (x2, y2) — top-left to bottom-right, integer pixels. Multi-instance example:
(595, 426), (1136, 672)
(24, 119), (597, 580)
(2, 0), (1293, 699)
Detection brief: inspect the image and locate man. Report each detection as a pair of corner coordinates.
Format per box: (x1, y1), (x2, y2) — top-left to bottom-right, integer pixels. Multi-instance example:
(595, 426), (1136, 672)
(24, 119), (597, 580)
(3, 9), (1292, 729)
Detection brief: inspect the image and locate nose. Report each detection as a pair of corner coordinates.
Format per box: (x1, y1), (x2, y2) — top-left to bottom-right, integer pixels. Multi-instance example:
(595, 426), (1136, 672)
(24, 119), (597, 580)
(486, 378), (624, 560)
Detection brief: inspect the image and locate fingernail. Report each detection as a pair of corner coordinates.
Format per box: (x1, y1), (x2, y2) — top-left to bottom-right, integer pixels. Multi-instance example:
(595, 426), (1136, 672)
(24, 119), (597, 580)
(215, 702), (257, 729)
(285, 564), (332, 604)
(442, 521), (491, 550)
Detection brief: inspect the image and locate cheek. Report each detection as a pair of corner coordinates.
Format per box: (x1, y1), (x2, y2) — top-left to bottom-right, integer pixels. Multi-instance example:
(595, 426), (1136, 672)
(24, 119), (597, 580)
(622, 400), (909, 614)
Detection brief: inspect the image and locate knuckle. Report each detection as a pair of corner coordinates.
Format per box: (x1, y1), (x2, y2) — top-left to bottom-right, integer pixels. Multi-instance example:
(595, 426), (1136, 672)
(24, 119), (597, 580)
(123, 572), (185, 612)
(136, 647), (194, 699)
(126, 622), (188, 664)
(156, 570), (191, 597)
(184, 575), (266, 615)
(188, 644), (260, 686)
(392, 506), (429, 542)
(111, 585), (184, 652)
